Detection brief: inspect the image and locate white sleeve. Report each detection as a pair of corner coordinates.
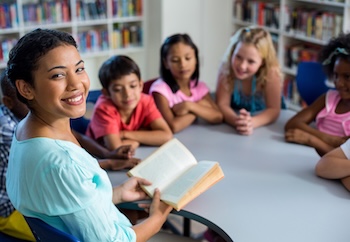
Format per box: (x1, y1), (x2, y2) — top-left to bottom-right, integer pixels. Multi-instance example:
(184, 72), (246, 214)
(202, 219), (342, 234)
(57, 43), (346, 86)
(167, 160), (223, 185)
(340, 139), (350, 159)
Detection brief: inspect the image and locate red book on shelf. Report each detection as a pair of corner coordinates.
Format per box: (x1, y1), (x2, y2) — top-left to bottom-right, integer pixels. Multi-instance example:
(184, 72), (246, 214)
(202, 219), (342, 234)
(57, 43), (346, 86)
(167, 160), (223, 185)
(136, 0), (142, 16)
(257, 2), (265, 25)
(0, 5), (6, 28)
(62, 0), (70, 22)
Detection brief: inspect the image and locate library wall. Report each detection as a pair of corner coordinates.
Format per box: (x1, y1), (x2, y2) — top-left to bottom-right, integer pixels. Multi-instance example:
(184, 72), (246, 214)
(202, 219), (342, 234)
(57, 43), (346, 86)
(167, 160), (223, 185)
(0, 0), (145, 91)
(0, 0), (232, 92)
(144, 0), (232, 91)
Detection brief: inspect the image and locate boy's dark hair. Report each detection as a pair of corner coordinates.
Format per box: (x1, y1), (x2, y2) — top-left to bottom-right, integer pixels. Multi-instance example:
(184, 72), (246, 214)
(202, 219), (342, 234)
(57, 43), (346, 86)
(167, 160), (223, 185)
(6, 28), (77, 105)
(0, 69), (16, 98)
(99, 55), (141, 90)
(319, 32), (350, 78)
(160, 33), (200, 93)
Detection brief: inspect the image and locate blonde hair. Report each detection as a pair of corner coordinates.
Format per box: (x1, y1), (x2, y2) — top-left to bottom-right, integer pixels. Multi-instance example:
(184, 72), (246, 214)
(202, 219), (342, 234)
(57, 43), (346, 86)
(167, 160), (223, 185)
(220, 26), (281, 90)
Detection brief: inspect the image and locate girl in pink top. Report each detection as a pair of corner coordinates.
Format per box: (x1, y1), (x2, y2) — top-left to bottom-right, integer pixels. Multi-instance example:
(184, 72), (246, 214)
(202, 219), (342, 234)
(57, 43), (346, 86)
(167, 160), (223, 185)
(149, 34), (223, 133)
(285, 33), (350, 156)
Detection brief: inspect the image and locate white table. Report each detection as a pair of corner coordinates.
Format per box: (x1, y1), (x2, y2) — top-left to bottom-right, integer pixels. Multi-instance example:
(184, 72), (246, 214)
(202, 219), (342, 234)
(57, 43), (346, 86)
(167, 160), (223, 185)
(108, 110), (350, 242)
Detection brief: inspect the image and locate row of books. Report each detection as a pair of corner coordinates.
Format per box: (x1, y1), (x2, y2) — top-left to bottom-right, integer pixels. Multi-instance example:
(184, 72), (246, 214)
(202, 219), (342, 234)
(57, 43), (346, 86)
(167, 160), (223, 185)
(77, 29), (109, 53)
(111, 24), (142, 49)
(283, 76), (306, 108)
(0, 3), (18, 29)
(234, 1), (280, 29)
(234, 1), (343, 42)
(76, 0), (106, 20)
(1, 0), (143, 28)
(0, 24), (142, 61)
(0, 38), (18, 63)
(23, 0), (71, 25)
(284, 43), (321, 69)
(77, 24), (142, 53)
(284, 7), (343, 42)
(112, 0), (143, 17)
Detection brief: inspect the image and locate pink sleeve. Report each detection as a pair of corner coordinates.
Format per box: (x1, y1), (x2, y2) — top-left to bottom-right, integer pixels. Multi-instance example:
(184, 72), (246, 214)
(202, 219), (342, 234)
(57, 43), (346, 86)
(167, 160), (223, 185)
(149, 79), (175, 106)
(195, 81), (210, 99)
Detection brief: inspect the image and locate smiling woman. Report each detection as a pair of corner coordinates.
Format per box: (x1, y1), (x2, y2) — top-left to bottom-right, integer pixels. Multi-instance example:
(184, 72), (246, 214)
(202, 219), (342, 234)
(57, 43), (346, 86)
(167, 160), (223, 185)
(5, 28), (173, 242)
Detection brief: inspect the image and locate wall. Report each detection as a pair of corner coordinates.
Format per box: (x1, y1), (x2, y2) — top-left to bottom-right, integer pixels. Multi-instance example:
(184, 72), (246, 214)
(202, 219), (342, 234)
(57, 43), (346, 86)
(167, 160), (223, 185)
(144, 0), (232, 91)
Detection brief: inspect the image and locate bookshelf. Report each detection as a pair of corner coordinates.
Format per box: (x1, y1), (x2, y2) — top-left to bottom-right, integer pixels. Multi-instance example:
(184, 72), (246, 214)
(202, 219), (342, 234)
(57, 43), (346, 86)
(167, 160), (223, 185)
(0, 0), (144, 90)
(232, 0), (349, 110)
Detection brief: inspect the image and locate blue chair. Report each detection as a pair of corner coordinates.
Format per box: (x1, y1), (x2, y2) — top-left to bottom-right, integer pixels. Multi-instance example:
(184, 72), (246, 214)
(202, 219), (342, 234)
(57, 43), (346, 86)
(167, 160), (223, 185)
(71, 90), (101, 134)
(295, 61), (331, 106)
(86, 90), (102, 103)
(24, 217), (80, 242)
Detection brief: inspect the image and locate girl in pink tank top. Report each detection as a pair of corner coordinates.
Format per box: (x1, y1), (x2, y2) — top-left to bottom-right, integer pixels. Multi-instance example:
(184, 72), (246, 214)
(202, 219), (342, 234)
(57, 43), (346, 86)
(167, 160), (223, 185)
(285, 33), (350, 156)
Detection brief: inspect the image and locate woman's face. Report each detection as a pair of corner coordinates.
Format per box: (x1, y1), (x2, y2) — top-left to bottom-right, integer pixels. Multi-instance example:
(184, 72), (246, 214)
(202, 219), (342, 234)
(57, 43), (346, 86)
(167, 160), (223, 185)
(333, 57), (350, 100)
(164, 42), (197, 83)
(29, 45), (90, 120)
(231, 42), (263, 81)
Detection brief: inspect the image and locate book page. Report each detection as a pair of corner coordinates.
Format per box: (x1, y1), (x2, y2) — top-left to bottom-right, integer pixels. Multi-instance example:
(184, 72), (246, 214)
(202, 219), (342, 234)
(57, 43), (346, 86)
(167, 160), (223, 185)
(127, 138), (198, 195)
(161, 161), (218, 207)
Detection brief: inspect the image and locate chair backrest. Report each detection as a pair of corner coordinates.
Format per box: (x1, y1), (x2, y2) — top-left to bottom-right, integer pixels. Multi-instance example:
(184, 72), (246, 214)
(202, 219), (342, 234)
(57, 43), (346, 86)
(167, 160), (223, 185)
(0, 231), (29, 242)
(86, 89), (102, 103)
(25, 217), (80, 242)
(143, 78), (158, 94)
(295, 61), (330, 106)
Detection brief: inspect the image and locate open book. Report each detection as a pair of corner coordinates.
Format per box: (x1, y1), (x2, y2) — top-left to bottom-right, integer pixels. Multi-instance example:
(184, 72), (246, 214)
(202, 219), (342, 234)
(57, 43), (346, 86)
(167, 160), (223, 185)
(127, 138), (224, 211)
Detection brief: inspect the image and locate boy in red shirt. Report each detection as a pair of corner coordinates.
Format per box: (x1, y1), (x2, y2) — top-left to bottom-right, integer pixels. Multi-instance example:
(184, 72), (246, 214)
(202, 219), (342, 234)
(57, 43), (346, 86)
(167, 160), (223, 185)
(86, 55), (172, 150)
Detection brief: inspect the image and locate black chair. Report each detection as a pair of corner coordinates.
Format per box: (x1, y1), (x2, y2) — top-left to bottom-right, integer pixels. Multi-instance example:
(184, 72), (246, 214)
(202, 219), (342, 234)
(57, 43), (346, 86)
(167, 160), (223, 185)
(24, 217), (80, 242)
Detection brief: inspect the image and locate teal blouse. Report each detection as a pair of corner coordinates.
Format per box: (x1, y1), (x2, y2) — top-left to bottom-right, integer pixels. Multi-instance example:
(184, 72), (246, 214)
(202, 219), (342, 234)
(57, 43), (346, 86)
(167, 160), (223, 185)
(6, 135), (136, 241)
(231, 76), (266, 112)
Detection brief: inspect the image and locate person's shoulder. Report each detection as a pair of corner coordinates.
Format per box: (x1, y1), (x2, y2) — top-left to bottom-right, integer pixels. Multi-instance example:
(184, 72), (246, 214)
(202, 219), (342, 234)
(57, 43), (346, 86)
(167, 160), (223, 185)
(196, 80), (209, 88)
(149, 78), (173, 99)
(138, 93), (156, 106)
(327, 89), (338, 97)
(267, 66), (282, 77)
(151, 78), (168, 88)
(94, 95), (116, 111)
(0, 105), (16, 126)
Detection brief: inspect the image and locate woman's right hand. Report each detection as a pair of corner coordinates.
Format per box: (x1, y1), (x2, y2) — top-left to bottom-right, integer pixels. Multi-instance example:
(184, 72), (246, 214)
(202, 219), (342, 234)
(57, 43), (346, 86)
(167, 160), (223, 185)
(148, 188), (172, 220)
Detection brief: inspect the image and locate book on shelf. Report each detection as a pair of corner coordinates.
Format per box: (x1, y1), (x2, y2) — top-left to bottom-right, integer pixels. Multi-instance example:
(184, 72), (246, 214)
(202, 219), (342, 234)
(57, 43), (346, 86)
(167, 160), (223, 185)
(285, 43), (321, 69)
(233, 0), (279, 29)
(112, 0), (143, 17)
(283, 5), (343, 41)
(127, 138), (225, 211)
(21, 0), (70, 25)
(0, 2), (18, 29)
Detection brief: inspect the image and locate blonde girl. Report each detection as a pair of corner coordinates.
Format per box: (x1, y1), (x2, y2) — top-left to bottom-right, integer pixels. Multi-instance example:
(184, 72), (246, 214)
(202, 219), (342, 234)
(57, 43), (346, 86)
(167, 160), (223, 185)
(216, 26), (283, 135)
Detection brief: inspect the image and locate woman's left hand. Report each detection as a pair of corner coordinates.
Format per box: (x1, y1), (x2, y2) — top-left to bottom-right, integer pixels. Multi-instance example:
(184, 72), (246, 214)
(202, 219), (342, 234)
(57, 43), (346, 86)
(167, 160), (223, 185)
(113, 177), (151, 204)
